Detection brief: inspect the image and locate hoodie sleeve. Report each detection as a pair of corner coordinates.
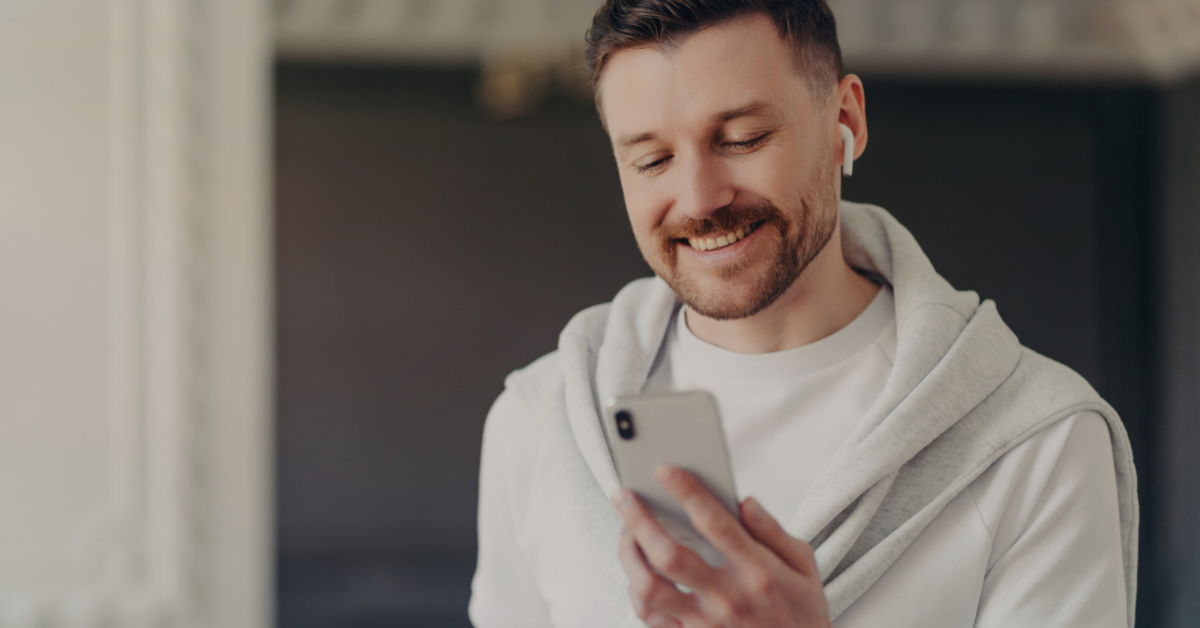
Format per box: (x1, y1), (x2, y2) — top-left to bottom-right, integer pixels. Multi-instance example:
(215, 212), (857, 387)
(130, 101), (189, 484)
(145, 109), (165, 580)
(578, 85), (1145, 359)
(972, 411), (1128, 627)
(469, 389), (555, 628)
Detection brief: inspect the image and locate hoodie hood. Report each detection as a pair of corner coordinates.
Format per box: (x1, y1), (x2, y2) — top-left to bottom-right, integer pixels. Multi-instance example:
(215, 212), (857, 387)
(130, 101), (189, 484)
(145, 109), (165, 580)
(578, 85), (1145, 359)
(506, 201), (1138, 625)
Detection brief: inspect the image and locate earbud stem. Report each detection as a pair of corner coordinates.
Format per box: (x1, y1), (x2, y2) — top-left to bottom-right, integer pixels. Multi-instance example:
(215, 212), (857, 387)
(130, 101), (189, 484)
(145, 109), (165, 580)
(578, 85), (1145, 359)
(839, 123), (855, 177)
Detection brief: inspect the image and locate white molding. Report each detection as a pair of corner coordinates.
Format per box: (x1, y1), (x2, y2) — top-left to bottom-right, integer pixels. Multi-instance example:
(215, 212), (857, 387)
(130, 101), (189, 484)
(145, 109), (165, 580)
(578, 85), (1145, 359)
(275, 0), (1200, 84)
(0, 0), (270, 626)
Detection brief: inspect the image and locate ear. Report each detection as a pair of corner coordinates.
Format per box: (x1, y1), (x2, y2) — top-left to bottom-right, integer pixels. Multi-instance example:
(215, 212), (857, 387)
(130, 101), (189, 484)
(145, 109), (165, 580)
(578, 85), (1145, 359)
(833, 74), (867, 174)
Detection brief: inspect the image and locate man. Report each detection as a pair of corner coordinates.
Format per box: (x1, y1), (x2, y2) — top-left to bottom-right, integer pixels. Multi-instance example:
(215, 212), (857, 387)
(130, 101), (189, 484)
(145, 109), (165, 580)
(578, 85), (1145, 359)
(470, 1), (1138, 626)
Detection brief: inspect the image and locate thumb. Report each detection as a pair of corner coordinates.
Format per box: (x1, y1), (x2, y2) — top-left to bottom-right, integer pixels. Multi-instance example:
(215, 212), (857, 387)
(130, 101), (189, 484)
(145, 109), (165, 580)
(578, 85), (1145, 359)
(741, 497), (819, 578)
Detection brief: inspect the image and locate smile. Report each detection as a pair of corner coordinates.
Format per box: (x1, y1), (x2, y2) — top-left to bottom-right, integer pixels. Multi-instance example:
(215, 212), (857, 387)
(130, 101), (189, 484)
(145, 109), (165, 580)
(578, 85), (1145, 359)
(685, 221), (764, 251)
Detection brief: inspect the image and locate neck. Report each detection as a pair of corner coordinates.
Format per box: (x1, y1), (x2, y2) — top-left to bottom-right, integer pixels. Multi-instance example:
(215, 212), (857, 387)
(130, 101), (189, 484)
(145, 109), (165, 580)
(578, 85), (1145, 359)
(684, 222), (880, 354)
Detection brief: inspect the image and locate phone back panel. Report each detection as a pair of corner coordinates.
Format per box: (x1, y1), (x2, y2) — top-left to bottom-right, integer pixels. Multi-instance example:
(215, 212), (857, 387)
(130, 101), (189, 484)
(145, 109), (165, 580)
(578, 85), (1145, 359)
(605, 391), (738, 566)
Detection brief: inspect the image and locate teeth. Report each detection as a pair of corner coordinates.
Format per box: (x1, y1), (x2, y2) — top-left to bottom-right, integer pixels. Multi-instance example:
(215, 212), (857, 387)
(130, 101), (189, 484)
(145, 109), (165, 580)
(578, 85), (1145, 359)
(688, 221), (764, 251)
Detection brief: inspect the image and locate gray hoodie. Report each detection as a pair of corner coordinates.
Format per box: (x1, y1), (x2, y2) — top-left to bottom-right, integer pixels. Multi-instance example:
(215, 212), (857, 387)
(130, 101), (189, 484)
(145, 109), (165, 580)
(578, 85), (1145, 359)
(502, 201), (1138, 626)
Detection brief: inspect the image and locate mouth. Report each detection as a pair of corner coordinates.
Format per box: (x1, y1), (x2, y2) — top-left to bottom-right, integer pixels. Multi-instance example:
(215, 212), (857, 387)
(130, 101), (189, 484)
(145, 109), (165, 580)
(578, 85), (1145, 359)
(682, 221), (765, 252)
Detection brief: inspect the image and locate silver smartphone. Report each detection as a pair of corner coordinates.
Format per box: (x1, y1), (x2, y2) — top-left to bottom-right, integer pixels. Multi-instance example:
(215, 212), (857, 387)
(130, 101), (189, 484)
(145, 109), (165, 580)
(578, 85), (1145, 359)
(604, 391), (739, 567)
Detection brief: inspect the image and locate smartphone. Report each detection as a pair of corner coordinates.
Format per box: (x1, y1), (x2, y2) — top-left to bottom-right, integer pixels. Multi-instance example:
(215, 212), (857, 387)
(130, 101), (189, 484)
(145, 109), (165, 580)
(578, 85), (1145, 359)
(603, 391), (739, 567)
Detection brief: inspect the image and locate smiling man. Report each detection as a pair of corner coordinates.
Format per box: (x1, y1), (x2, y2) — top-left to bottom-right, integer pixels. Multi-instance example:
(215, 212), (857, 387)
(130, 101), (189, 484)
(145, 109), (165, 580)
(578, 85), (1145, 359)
(469, 2), (1138, 627)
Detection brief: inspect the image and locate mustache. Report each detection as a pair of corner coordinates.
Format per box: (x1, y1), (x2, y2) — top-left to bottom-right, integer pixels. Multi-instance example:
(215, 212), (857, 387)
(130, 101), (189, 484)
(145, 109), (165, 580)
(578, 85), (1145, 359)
(655, 202), (784, 240)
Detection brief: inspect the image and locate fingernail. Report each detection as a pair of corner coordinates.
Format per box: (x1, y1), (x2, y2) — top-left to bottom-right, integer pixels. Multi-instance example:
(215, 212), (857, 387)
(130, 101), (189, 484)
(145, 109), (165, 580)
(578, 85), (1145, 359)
(611, 489), (632, 508)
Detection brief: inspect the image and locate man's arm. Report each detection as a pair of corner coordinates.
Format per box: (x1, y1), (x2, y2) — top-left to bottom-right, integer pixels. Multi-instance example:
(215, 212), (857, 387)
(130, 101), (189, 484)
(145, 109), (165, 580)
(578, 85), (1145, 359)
(973, 411), (1128, 627)
(469, 390), (555, 628)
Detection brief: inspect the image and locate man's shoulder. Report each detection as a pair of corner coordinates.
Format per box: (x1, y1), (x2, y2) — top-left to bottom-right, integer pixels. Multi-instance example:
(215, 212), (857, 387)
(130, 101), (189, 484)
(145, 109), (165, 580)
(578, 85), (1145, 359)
(503, 349), (566, 406)
(1013, 346), (1097, 390)
(963, 343), (1114, 451)
(483, 355), (561, 464)
(1004, 345), (1105, 413)
(482, 385), (551, 470)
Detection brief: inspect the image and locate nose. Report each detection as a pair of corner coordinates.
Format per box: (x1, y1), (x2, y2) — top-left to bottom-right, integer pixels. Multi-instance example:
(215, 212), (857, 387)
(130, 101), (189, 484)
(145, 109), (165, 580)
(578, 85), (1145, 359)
(675, 153), (734, 220)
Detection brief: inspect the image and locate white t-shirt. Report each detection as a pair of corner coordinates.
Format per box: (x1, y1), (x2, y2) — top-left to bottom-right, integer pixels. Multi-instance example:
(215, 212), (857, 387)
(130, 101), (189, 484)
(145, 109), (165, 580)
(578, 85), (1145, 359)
(642, 288), (897, 526)
(470, 288), (1128, 627)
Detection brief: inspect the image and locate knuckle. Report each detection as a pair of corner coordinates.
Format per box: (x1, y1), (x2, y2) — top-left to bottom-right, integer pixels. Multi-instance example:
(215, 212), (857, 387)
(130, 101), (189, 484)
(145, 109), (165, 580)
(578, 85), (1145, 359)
(631, 597), (652, 621)
(645, 582), (672, 608)
(711, 596), (749, 624)
(630, 577), (656, 603)
(659, 544), (688, 574)
(637, 519), (663, 541)
(797, 540), (817, 565)
(729, 596), (753, 621)
(646, 612), (674, 628)
(707, 597), (731, 622)
(689, 503), (717, 529)
(705, 511), (733, 537)
(762, 516), (786, 539)
(672, 469), (696, 490)
(744, 568), (775, 596)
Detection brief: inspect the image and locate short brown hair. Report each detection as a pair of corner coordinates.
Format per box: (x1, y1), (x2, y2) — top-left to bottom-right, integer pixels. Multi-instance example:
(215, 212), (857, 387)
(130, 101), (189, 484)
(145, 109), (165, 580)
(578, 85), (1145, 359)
(585, 0), (843, 102)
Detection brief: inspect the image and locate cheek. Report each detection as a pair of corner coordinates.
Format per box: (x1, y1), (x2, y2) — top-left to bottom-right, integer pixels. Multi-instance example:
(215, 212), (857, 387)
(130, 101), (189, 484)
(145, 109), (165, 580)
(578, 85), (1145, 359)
(738, 168), (783, 201)
(729, 145), (813, 199)
(622, 187), (666, 241)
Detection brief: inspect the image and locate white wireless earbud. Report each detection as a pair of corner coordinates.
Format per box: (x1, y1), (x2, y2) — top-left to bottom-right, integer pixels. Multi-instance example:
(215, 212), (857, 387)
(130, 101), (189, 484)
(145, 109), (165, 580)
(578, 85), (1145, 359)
(839, 123), (855, 177)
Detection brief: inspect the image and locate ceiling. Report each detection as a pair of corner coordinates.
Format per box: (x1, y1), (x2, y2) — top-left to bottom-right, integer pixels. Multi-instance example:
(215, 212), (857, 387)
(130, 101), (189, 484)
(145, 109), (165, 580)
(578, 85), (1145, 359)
(276, 0), (1200, 84)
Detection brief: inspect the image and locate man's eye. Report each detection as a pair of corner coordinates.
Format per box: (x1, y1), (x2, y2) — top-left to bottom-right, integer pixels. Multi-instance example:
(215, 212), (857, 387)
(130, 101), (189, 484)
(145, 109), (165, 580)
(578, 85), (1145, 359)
(635, 155), (672, 174)
(724, 133), (770, 150)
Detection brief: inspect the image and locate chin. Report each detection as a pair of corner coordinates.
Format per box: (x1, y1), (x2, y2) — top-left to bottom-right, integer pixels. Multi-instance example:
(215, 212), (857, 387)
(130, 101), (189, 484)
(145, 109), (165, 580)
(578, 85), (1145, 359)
(668, 265), (793, 321)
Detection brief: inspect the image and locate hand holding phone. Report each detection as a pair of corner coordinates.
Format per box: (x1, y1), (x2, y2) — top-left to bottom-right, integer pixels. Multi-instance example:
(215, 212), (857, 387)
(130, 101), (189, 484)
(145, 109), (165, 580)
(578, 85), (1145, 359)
(604, 391), (739, 566)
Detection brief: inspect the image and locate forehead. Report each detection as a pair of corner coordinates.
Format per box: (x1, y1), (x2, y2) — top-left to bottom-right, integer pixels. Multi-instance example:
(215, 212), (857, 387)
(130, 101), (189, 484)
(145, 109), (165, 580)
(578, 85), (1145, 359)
(597, 13), (811, 139)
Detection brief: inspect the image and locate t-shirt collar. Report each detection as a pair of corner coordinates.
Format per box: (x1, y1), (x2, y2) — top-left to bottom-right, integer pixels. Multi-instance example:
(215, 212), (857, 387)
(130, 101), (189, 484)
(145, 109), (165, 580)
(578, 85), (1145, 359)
(674, 287), (895, 380)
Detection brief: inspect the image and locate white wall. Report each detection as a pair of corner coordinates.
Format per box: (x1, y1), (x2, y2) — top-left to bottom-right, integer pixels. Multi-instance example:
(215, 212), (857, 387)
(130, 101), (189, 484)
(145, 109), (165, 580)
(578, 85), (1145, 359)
(0, 1), (271, 626)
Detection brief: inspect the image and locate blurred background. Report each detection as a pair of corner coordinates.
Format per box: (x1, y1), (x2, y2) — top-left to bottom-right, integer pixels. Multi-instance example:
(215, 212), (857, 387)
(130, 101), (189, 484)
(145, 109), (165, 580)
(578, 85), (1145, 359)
(273, 1), (1200, 627)
(1, 1), (1198, 627)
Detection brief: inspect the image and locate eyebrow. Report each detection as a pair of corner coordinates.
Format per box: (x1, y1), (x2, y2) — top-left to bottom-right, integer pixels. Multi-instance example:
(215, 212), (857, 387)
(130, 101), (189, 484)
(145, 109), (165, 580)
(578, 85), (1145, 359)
(714, 101), (775, 123)
(613, 101), (779, 150)
(615, 131), (658, 150)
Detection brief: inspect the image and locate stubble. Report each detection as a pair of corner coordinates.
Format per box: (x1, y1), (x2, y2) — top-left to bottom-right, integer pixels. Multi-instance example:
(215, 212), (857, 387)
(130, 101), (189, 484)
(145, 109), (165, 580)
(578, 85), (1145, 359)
(644, 162), (839, 321)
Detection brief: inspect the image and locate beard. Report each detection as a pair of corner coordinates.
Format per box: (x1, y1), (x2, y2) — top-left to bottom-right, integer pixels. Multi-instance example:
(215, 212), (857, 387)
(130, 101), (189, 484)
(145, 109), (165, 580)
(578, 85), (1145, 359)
(641, 163), (839, 321)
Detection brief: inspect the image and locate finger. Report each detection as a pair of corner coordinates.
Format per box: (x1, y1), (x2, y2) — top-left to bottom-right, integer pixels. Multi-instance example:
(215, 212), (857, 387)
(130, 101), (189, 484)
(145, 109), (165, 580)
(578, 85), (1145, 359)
(741, 496), (819, 578)
(612, 489), (716, 589)
(618, 528), (698, 621)
(655, 465), (756, 561)
(634, 604), (684, 628)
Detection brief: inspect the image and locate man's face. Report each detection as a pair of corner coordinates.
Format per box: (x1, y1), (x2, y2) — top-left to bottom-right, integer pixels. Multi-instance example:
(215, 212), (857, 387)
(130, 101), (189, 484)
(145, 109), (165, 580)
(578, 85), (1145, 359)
(598, 14), (839, 320)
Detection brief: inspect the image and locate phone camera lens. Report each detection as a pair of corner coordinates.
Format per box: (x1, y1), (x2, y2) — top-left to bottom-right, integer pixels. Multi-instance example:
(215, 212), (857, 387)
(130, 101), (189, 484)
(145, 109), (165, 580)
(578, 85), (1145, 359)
(615, 410), (635, 440)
